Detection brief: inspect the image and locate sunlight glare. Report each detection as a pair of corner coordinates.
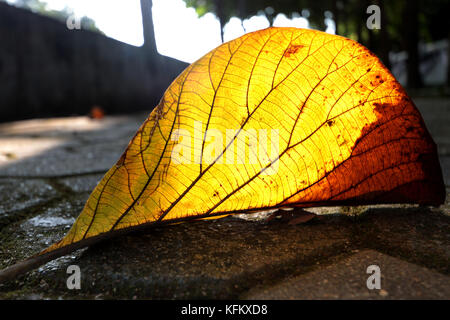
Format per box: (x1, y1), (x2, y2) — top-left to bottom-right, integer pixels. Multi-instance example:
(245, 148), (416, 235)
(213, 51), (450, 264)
(7, 0), (319, 63)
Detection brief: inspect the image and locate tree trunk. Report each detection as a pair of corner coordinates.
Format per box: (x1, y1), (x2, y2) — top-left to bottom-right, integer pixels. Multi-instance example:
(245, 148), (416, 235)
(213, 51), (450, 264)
(365, 0), (376, 51)
(378, 0), (391, 69)
(403, 0), (423, 88)
(140, 0), (158, 55)
(331, 0), (340, 35)
(214, 0), (225, 42)
(447, 30), (450, 88)
(356, 1), (364, 44)
(237, 0), (246, 32)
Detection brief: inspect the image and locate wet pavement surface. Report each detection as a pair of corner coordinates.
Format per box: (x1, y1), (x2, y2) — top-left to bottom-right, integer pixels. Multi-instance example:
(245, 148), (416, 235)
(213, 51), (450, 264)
(0, 97), (449, 299)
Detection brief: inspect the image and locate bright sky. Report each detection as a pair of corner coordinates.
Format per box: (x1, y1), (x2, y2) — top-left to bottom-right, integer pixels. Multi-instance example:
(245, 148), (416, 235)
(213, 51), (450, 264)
(7, 0), (335, 63)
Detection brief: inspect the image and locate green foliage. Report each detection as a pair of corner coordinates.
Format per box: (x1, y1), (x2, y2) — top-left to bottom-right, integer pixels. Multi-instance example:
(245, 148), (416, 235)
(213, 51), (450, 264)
(183, 0), (448, 44)
(183, 0), (449, 87)
(185, 0), (214, 17)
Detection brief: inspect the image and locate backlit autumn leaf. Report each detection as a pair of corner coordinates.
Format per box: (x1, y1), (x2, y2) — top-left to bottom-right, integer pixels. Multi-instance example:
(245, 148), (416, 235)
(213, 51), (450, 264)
(0, 27), (445, 281)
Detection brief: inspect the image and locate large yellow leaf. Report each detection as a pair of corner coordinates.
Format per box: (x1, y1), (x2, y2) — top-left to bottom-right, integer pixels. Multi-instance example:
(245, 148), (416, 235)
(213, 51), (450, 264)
(0, 27), (445, 281)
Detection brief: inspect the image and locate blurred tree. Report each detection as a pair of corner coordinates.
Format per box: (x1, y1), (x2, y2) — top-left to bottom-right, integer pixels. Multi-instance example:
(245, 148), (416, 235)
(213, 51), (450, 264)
(403, 0), (422, 88)
(184, 0), (449, 88)
(416, 0), (450, 87)
(184, 0), (335, 41)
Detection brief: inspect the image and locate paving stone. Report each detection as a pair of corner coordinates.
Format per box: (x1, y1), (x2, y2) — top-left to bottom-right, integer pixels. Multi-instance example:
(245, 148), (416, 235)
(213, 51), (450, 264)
(0, 194), (88, 269)
(0, 178), (59, 227)
(0, 115), (146, 177)
(57, 174), (105, 193)
(440, 156), (450, 187)
(243, 250), (450, 299)
(0, 213), (357, 299)
(356, 206), (450, 274)
(440, 187), (450, 216)
(1, 205), (448, 299)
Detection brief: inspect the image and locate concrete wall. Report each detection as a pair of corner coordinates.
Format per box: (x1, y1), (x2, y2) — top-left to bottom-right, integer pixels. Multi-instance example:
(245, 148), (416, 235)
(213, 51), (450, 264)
(0, 2), (188, 122)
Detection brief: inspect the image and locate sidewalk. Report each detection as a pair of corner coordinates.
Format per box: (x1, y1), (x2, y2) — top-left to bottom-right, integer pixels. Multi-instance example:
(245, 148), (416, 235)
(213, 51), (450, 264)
(0, 97), (448, 299)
